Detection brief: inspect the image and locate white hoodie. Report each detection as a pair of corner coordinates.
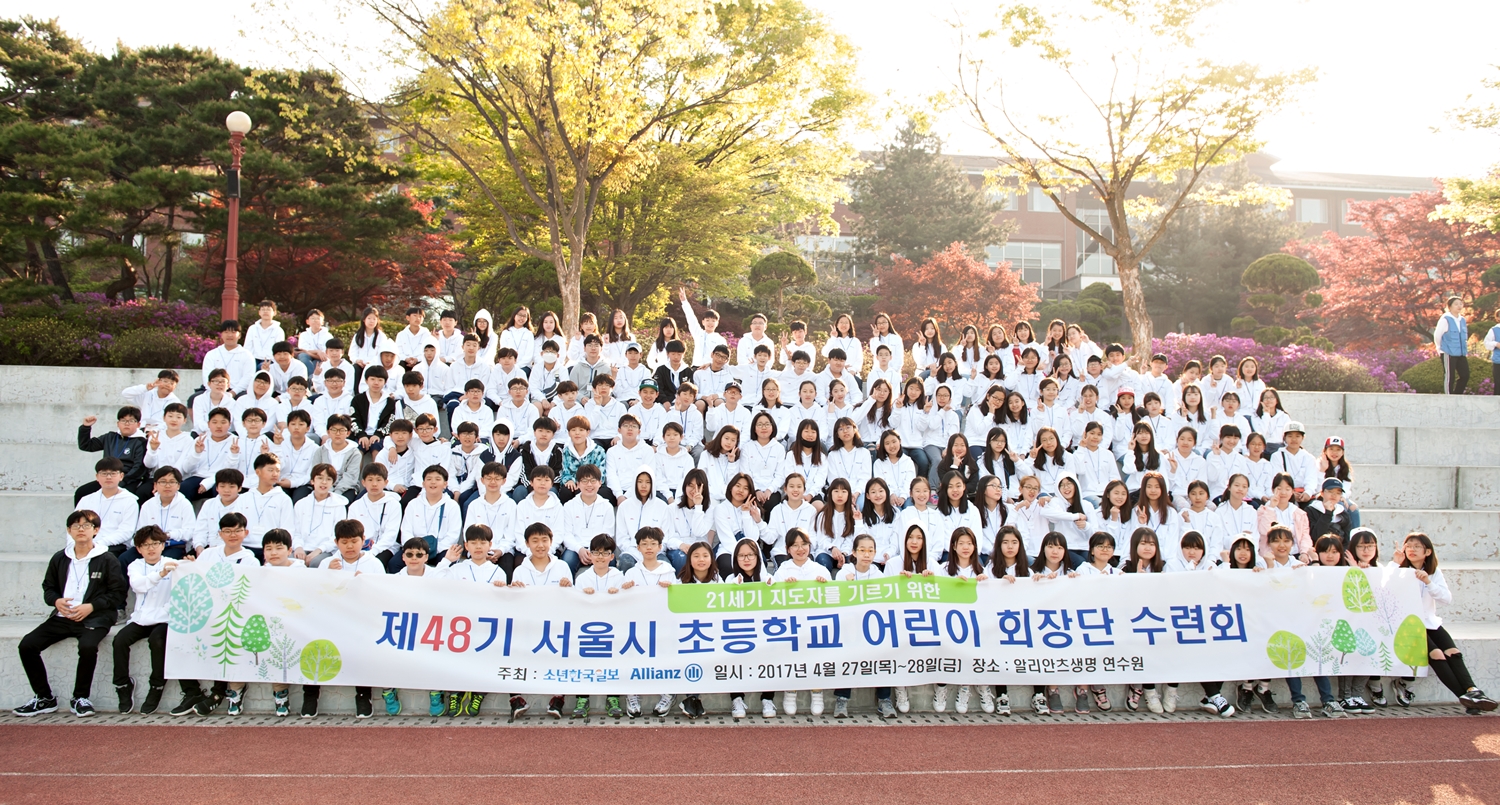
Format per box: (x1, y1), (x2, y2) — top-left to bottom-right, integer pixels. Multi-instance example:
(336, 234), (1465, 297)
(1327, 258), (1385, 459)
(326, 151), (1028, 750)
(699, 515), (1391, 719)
(472, 309), (497, 364)
(614, 464), (671, 560)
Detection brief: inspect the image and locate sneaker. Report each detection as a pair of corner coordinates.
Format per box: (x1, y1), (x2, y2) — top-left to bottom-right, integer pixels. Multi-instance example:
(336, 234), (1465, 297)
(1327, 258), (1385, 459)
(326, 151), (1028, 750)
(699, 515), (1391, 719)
(195, 690), (221, 716)
(1352, 696), (1374, 715)
(1032, 692), (1049, 715)
(979, 686), (996, 714)
(300, 694), (318, 719)
(141, 685), (164, 715)
(1460, 689), (1499, 711)
(69, 698), (94, 718)
(1163, 686), (1178, 713)
(677, 696), (694, 719)
(762, 698), (778, 718)
(225, 688), (243, 716)
(13, 696), (58, 717)
(810, 690), (825, 716)
(607, 696), (624, 718)
(932, 685), (948, 713)
(169, 691), (202, 717)
(1321, 701), (1345, 719)
(1366, 680), (1387, 707)
(1237, 686), (1254, 715)
(732, 696), (747, 720)
(1291, 700), (1311, 719)
(429, 692), (445, 717)
(464, 692), (484, 717)
(692, 696), (707, 718)
(783, 690), (798, 716)
(1047, 689), (1063, 714)
(1392, 678), (1414, 707)
(833, 697), (849, 719)
(508, 695), (528, 721)
(894, 687), (910, 714)
(573, 696), (591, 719)
(1208, 694), (1235, 718)
(546, 696), (565, 718)
(996, 692), (1011, 715)
(1145, 689), (1163, 714)
(626, 695), (642, 718)
(116, 679), (135, 714)
(355, 693), (373, 719)
(446, 692), (462, 717)
(273, 689), (290, 718)
(653, 694), (674, 717)
(1257, 686), (1278, 714)
(1126, 686), (1142, 712)
(1093, 687), (1112, 712)
(878, 698), (897, 719)
(954, 686), (970, 714)
(1074, 686), (1090, 714)
(382, 688), (402, 716)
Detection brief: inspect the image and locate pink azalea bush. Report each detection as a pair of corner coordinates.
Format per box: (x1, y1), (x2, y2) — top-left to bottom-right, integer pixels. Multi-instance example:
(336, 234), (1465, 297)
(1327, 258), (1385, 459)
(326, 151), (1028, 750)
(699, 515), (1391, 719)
(1148, 334), (1418, 393)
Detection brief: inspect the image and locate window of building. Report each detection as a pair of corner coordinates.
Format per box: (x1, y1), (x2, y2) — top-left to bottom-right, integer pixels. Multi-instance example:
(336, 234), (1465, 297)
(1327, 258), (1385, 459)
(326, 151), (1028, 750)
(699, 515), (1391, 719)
(990, 241), (1062, 289)
(1295, 198), (1329, 224)
(1028, 187), (1060, 213)
(1075, 208), (1116, 276)
(989, 188), (1019, 211)
(1342, 199), (1357, 223)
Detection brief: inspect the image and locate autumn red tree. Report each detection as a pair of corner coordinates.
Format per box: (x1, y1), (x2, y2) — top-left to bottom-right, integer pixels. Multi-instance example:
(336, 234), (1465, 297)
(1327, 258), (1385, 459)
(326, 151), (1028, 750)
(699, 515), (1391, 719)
(1293, 191), (1500, 348)
(871, 242), (1039, 337)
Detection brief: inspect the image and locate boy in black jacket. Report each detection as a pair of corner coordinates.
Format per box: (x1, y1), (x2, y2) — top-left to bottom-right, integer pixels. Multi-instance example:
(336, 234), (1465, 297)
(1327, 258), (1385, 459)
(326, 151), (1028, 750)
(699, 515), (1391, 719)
(75, 406), (148, 503)
(1305, 478), (1353, 543)
(13, 510), (127, 717)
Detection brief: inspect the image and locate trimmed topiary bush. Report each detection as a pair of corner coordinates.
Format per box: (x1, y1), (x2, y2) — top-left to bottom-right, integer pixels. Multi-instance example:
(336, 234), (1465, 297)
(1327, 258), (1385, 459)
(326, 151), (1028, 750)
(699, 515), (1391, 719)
(1400, 352), (1496, 395)
(106, 327), (217, 369)
(0, 318), (90, 365)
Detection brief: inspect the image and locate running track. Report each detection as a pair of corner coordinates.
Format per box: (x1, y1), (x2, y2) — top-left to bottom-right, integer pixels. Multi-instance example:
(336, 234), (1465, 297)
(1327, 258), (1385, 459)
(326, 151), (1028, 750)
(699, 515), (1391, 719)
(2, 717), (1498, 804)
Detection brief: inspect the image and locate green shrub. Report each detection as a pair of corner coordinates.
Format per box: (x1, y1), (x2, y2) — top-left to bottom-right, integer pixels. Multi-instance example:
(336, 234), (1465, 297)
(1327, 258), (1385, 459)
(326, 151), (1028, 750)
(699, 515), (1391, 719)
(1273, 349), (1381, 393)
(1399, 353), (1495, 395)
(0, 318), (88, 365)
(105, 327), (209, 369)
(330, 320), (406, 344)
(0, 279), (66, 305)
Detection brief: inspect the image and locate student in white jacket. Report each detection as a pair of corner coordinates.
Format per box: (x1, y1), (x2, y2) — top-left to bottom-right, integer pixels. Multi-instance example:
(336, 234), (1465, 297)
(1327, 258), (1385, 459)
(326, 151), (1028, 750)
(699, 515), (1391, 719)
(1039, 472), (1098, 565)
(123, 372), (182, 433)
(613, 465), (668, 571)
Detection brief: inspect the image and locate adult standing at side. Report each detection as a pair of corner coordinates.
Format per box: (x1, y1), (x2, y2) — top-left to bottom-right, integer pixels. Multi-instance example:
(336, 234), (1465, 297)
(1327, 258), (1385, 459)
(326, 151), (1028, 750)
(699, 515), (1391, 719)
(1434, 296), (1469, 395)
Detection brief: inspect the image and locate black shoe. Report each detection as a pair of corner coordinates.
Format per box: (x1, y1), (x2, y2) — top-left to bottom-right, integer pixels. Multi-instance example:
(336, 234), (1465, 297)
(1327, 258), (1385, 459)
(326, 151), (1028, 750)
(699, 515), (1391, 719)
(169, 691), (204, 717)
(546, 696), (564, 718)
(196, 689), (223, 716)
(690, 696), (706, 718)
(140, 686), (165, 715)
(1459, 690), (1499, 712)
(12, 696), (58, 717)
(301, 695), (319, 719)
(116, 679), (135, 714)
(354, 694), (373, 719)
(1257, 687), (1277, 714)
(1236, 686), (1253, 714)
(69, 698), (95, 717)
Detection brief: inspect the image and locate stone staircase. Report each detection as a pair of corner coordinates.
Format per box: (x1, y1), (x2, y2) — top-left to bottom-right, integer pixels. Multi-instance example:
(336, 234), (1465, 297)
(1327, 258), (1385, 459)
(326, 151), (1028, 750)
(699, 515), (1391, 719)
(0, 368), (1496, 715)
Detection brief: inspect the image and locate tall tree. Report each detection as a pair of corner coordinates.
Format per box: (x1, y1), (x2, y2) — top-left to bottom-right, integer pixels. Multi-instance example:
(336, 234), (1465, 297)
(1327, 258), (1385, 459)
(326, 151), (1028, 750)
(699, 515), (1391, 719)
(1141, 163), (1298, 335)
(871, 242), (1039, 337)
(1438, 66), (1500, 232)
(1294, 191), (1500, 349)
(957, 0), (1312, 360)
(360, 0), (863, 336)
(849, 118), (1010, 267)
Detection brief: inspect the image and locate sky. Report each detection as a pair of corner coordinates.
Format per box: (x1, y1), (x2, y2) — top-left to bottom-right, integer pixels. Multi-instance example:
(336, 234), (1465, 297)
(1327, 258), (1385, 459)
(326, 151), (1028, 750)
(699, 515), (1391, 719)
(4, 0), (1497, 179)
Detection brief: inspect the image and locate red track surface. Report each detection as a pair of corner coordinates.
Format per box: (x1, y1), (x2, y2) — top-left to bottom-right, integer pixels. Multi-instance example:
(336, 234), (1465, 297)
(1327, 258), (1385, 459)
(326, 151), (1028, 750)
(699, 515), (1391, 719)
(2, 718), (1498, 804)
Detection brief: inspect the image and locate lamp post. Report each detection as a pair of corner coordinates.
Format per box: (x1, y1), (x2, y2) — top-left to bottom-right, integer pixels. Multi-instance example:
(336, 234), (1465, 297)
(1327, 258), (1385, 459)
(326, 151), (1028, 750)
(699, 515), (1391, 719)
(221, 110), (253, 320)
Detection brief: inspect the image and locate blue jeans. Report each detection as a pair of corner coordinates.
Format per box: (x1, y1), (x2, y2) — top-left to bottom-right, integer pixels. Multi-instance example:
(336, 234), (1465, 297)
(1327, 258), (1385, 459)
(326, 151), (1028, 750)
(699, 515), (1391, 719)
(814, 552), (839, 574)
(296, 354), (318, 375)
(663, 549), (687, 572)
(1286, 676), (1334, 705)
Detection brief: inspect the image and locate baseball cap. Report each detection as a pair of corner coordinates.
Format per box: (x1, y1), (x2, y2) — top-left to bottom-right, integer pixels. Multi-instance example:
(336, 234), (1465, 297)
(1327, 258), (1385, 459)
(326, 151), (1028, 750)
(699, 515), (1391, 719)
(1324, 436), (1344, 449)
(1321, 478), (1345, 492)
(1285, 421), (1306, 434)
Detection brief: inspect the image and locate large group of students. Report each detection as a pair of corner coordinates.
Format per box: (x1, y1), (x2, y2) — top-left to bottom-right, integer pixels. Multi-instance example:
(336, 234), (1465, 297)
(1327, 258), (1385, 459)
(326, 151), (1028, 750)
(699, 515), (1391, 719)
(13, 294), (1498, 723)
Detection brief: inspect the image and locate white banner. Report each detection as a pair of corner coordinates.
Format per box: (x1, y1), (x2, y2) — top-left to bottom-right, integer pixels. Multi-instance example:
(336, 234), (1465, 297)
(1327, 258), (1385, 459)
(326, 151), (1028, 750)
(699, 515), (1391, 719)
(165, 563), (1430, 693)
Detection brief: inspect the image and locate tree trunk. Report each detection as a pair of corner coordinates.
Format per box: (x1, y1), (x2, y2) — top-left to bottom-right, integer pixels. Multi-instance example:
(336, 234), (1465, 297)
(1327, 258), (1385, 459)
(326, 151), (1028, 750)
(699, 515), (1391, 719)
(160, 209), (176, 300)
(1116, 252), (1154, 365)
(37, 236), (74, 302)
(556, 250), (582, 337)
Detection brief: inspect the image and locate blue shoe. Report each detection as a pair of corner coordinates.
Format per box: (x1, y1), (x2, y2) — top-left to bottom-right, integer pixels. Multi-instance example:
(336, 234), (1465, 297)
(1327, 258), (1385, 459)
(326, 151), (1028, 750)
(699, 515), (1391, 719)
(382, 688), (401, 716)
(429, 691), (444, 717)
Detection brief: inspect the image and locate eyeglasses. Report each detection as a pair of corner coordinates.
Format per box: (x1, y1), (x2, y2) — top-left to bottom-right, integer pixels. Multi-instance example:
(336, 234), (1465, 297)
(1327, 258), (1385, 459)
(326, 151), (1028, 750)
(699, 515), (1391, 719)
(593, 549), (615, 555)
(219, 528), (247, 535)
(402, 551), (428, 558)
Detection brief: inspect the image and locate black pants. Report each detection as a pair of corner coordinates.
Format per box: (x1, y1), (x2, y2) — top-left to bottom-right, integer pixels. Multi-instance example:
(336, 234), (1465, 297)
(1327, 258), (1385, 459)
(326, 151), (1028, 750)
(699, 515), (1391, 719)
(112, 622), (168, 689)
(1492, 361), (1499, 396)
(1442, 354), (1469, 395)
(18, 617), (110, 700)
(1427, 626), (1476, 698)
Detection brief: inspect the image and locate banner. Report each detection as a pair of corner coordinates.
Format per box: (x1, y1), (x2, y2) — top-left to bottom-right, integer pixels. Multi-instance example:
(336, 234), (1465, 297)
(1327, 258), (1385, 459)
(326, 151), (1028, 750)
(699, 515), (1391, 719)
(165, 563), (1430, 693)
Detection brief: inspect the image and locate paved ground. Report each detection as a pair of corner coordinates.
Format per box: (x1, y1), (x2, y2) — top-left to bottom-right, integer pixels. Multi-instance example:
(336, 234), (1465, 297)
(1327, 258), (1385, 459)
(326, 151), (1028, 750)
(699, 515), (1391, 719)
(1, 707), (1497, 804)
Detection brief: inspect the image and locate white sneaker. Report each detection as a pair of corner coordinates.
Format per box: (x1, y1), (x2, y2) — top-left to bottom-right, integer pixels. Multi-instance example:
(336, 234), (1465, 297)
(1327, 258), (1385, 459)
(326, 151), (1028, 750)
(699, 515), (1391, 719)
(932, 684), (949, 713)
(1145, 689), (1164, 714)
(762, 697), (778, 718)
(894, 687), (910, 713)
(809, 690), (824, 716)
(731, 696), (746, 719)
(978, 686), (996, 714)
(1032, 692), (1049, 715)
(782, 690), (797, 716)
(652, 694), (673, 717)
(1163, 686), (1178, 713)
(997, 692), (1011, 715)
(955, 685), (971, 714)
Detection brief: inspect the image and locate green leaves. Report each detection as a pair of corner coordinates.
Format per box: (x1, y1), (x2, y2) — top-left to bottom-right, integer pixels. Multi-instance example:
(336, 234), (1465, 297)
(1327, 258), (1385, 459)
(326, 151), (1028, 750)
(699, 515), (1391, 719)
(300, 639), (342, 683)
(1393, 615), (1430, 675)
(1354, 628), (1378, 658)
(241, 614), (271, 663)
(204, 561), (235, 588)
(167, 573), (213, 634)
(1265, 630), (1306, 672)
(1342, 568), (1378, 613)
(1330, 619), (1357, 657)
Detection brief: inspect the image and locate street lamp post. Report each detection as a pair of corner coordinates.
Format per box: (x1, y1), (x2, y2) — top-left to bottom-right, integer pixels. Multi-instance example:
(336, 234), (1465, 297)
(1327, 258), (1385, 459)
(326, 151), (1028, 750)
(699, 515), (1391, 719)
(221, 110), (253, 320)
